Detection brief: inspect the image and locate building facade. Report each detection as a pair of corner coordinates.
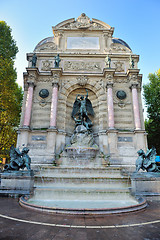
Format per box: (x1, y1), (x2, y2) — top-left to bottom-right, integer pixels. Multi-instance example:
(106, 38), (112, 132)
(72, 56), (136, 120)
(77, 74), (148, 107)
(17, 14), (147, 166)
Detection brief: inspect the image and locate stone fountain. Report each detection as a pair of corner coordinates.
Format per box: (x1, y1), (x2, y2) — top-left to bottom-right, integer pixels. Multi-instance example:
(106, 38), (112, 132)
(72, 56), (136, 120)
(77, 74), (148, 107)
(19, 90), (147, 214)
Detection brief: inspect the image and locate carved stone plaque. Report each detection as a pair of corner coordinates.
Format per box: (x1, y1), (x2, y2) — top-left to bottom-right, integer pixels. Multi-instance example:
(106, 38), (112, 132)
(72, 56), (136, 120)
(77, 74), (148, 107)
(64, 61), (101, 71)
(118, 137), (133, 142)
(32, 136), (46, 141)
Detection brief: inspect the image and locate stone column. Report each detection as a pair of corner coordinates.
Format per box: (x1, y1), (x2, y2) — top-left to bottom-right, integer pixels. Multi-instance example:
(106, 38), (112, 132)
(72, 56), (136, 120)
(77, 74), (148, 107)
(47, 69), (62, 155)
(50, 83), (59, 128)
(106, 82), (115, 129)
(131, 84), (141, 130)
(23, 81), (34, 127)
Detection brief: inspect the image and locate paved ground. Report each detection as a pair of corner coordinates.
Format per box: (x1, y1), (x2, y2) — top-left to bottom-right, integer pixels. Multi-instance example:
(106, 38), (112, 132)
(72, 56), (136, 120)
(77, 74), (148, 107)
(0, 198), (160, 240)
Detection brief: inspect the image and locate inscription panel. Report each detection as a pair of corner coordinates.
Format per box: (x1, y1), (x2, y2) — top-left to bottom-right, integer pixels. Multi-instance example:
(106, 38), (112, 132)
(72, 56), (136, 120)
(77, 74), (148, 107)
(32, 135), (46, 141)
(118, 137), (133, 142)
(67, 37), (99, 49)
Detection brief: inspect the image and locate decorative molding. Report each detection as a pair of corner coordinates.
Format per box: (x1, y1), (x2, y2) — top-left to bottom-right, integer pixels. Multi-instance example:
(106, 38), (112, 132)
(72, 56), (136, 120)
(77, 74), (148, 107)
(97, 78), (104, 89)
(115, 78), (129, 83)
(41, 60), (53, 71)
(76, 76), (88, 86)
(53, 73), (60, 80)
(110, 43), (131, 53)
(63, 61), (101, 71)
(128, 74), (137, 82)
(105, 74), (113, 81)
(55, 13), (110, 30)
(113, 61), (124, 72)
(38, 77), (52, 82)
(35, 42), (57, 52)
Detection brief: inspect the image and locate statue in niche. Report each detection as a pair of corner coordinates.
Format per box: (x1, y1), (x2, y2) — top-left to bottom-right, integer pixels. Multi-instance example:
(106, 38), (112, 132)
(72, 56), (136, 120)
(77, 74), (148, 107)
(31, 53), (37, 68)
(136, 147), (160, 172)
(105, 55), (111, 68)
(54, 54), (61, 68)
(129, 55), (135, 69)
(71, 89), (94, 131)
(3, 145), (31, 171)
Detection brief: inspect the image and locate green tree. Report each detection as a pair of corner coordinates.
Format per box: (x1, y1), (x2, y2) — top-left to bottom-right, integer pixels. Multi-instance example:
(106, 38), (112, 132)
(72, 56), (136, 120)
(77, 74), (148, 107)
(143, 69), (160, 154)
(0, 21), (23, 160)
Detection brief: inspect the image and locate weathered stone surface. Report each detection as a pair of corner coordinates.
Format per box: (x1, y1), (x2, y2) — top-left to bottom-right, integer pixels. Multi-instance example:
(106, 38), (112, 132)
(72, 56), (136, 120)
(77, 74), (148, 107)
(131, 172), (160, 199)
(1, 170), (34, 196)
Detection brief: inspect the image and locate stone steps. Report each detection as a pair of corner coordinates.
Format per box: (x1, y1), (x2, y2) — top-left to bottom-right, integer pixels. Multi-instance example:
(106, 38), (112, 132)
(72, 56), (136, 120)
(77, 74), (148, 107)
(34, 181), (130, 189)
(32, 188), (131, 201)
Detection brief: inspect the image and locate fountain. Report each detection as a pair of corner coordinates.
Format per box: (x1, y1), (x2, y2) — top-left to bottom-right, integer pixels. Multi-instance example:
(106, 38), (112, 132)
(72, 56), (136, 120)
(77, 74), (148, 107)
(19, 89), (147, 214)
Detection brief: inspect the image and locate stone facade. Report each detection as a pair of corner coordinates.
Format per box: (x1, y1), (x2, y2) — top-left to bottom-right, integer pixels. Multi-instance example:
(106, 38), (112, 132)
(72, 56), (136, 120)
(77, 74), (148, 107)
(17, 14), (147, 166)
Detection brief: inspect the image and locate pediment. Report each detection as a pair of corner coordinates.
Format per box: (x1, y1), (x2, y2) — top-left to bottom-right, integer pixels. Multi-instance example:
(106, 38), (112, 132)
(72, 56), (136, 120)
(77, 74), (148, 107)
(53, 13), (112, 31)
(110, 43), (132, 53)
(34, 37), (57, 52)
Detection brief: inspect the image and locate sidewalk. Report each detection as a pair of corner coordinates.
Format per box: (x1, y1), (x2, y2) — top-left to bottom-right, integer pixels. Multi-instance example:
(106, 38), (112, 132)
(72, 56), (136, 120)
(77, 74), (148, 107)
(0, 197), (160, 240)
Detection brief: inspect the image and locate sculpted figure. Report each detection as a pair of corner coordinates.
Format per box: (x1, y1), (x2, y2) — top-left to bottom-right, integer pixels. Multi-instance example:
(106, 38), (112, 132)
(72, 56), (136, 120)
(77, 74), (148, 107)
(54, 54), (61, 68)
(135, 147), (160, 172)
(129, 55), (135, 69)
(71, 89), (94, 131)
(105, 55), (111, 68)
(136, 149), (146, 172)
(31, 53), (37, 68)
(4, 145), (31, 171)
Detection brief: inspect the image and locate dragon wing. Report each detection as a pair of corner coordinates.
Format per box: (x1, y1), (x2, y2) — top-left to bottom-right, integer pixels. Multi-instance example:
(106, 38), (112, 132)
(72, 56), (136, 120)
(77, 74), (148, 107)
(9, 145), (21, 160)
(86, 98), (94, 116)
(71, 99), (80, 118)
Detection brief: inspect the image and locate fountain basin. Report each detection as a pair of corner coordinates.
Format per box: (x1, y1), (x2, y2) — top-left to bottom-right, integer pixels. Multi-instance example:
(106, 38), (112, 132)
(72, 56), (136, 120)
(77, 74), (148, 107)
(19, 196), (147, 215)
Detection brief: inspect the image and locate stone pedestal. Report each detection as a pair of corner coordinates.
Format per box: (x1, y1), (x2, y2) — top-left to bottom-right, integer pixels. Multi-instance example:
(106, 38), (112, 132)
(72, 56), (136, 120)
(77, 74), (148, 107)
(131, 172), (160, 200)
(1, 170), (34, 197)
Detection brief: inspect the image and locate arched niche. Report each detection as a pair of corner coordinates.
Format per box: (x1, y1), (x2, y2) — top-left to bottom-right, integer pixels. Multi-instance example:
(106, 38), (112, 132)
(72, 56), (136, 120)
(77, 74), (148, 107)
(65, 86), (99, 135)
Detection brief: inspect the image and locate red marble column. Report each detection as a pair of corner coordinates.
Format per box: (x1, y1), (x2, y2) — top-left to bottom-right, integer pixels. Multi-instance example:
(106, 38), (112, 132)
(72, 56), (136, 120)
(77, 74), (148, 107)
(50, 83), (58, 128)
(23, 82), (34, 127)
(107, 83), (115, 129)
(131, 84), (141, 130)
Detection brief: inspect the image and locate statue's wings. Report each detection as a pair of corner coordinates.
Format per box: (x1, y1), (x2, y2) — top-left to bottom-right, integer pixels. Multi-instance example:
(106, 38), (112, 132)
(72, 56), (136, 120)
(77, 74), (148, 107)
(10, 145), (15, 159)
(9, 145), (21, 160)
(71, 99), (80, 118)
(86, 98), (94, 116)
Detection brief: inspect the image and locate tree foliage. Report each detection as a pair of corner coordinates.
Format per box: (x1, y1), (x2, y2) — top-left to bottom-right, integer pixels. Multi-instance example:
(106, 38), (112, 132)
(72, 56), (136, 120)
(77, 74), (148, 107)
(0, 21), (23, 159)
(143, 69), (160, 154)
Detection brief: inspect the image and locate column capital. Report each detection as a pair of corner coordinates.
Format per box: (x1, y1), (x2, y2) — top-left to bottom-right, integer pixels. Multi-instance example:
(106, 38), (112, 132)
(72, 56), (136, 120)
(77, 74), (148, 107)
(106, 81), (114, 88)
(51, 68), (62, 88)
(130, 82), (139, 89)
(52, 82), (59, 88)
(27, 80), (36, 88)
(51, 68), (62, 78)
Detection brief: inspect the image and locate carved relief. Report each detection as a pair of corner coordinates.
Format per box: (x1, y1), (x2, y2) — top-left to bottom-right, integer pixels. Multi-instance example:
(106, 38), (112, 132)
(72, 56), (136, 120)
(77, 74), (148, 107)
(27, 72), (37, 82)
(41, 60), (53, 71)
(115, 78), (129, 83)
(113, 61), (124, 72)
(110, 43), (131, 52)
(36, 42), (57, 52)
(38, 77), (52, 82)
(58, 13), (106, 30)
(77, 76), (88, 86)
(128, 74), (137, 82)
(105, 74), (113, 81)
(97, 79), (104, 89)
(64, 61), (101, 71)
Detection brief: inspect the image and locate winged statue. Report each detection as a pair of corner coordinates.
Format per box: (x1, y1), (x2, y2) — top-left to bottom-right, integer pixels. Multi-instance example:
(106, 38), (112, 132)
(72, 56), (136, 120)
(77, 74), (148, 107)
(3, 145), (31, 171)
(136, 146), (160, 172)
(71, 89), (94, 131)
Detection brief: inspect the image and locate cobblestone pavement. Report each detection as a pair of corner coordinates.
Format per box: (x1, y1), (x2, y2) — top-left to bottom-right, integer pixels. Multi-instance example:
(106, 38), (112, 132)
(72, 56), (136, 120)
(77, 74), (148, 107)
(0, 198), (160, 240)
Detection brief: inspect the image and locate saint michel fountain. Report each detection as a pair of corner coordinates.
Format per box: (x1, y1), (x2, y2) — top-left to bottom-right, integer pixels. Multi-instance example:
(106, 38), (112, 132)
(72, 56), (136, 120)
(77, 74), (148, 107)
(2, 14), (160, 214)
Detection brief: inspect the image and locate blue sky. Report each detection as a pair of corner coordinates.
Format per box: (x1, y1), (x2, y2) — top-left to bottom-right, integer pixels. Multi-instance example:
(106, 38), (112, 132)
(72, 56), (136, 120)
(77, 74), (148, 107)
(1, 0), (160, 117)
